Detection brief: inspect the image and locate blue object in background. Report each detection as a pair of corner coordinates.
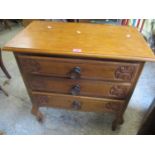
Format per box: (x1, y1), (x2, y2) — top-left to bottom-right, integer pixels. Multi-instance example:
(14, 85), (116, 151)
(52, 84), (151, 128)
(133, 19), (136, 26)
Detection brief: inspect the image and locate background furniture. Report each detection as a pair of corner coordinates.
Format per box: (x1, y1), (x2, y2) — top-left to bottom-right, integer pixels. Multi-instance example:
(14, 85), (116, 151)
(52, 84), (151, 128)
(0, 49), (11, 79)
(121, 19), (146, 32)
(0, 48), (11, 96)
(0, 20), (11, 30)
(137, 98), (155, 134)
(3, 21), (155, 130)
(0, 48), (11, 134)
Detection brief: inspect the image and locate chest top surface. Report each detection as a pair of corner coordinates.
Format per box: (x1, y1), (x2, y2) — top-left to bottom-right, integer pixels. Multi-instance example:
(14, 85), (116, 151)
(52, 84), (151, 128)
(3, 21), (155, 61)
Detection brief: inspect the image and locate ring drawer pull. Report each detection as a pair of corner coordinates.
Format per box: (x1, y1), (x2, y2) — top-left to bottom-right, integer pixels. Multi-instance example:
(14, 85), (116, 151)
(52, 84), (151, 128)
(69, 66), (81, 79)
(71, 84), (80, 95)
(72, 100), (81, 110)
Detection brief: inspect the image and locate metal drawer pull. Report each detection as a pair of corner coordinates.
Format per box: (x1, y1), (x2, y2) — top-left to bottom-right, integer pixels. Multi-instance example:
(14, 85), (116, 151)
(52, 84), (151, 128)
(71, 84), (80, 95)
(72, 100), (81, 110)
(69, 66), (81, 79)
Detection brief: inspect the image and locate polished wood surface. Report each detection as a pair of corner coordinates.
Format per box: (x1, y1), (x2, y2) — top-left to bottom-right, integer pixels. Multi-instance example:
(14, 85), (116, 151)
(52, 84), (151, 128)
(17, 55), (141, 82)
(15, 52), (144, 130)
(5, 21), (152, 131)
(32, 92), (124, 113)
(3, 21), (155, 61)
(28, 75), (131, 99)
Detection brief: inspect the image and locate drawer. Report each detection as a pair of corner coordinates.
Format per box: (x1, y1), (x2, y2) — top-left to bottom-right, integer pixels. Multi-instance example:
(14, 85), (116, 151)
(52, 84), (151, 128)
(18, 55), (140, 82)
(28, 75), (131, 99)
(32, 92), (125, 113)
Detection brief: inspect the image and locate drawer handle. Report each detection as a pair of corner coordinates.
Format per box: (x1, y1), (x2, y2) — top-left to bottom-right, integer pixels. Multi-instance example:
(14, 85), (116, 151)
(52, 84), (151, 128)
(71, 84), (80, 95)
(72, 100), (81, 110)
(69, 66), (81, 79)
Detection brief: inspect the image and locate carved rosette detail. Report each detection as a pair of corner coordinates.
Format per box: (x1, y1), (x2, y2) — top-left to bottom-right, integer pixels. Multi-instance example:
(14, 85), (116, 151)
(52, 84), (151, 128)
(22, 59), (41, 72)
(35, 96), (49, 106)
(115, 66), (135, 81)
(105, 102), (123, 111)
(109, 85), (127, 98)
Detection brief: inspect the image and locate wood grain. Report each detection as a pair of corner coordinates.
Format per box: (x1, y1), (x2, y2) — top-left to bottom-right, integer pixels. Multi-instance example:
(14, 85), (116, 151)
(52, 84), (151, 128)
(32, 91), (124, 113)
(17, 55), (140, 82)
(28, 75), (131, 99)
(3, 21), (155, 61)
(9, 21), (151, 130)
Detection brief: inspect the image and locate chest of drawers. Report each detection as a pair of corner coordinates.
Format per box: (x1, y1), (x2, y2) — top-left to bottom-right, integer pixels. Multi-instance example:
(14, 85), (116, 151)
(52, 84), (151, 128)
(3, 21), (155, 130)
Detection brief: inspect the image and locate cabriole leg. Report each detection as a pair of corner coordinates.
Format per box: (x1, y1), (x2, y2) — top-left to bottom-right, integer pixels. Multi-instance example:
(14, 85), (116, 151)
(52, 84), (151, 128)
(31, 104), (44, 122)
(112, 112), (124, 131)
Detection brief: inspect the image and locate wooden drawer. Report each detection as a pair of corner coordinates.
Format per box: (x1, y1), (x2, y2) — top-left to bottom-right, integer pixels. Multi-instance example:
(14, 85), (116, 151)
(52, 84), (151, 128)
(32, 92), (125, 113)
(18, 55), (140, 82)
(28, 75), (131, 99)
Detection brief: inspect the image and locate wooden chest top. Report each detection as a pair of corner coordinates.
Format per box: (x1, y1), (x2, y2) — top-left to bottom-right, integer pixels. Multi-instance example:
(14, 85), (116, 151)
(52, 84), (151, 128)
(3, 21), (155, 61)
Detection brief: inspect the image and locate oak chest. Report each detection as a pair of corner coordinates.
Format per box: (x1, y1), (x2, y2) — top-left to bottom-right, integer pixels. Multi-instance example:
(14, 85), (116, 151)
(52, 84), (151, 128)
(3, 21), (155, 130)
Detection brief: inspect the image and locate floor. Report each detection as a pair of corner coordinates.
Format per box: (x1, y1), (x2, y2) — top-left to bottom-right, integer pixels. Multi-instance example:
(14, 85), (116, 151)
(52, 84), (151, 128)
(0, 25), (155, 135)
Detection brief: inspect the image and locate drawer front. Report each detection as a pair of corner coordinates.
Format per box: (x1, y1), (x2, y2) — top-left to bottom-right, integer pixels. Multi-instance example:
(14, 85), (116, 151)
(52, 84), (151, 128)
(18, 55), (140, 82)
(29, 76), (131, 99)
(32, 92), (125, 113)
